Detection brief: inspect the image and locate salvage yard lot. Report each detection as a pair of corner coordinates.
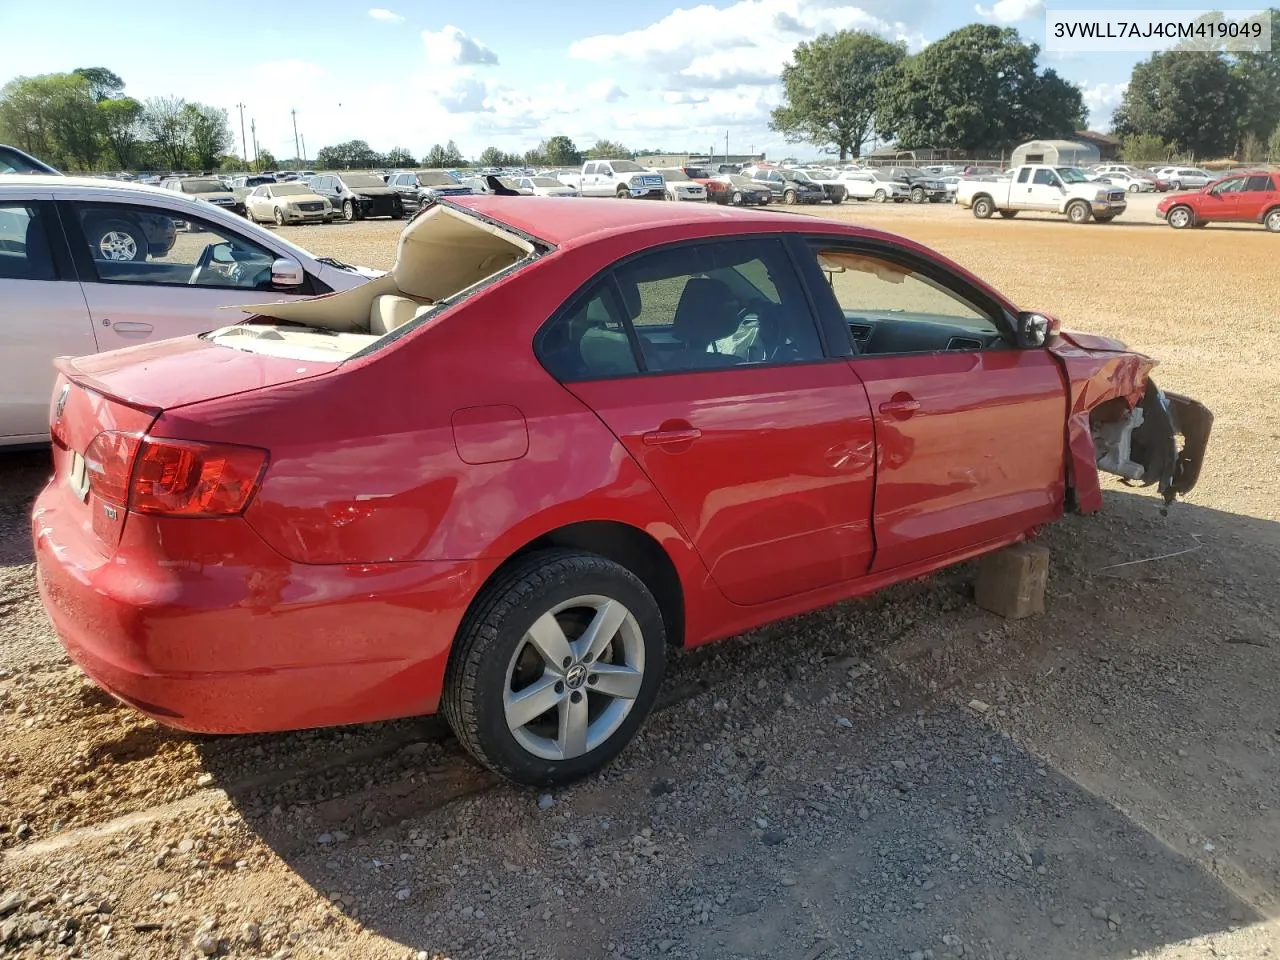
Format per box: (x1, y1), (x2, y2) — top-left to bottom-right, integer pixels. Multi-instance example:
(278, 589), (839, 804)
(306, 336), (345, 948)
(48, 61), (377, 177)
(1, 200), (1277, 960)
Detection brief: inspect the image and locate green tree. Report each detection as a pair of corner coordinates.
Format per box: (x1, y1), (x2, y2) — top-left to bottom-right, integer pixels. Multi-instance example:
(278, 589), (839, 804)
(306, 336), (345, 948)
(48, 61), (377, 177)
(256, 148), (278, 172)
(183, 103), (232, 171)
(1111, 52), (1241, 159)
(422, 143), (450, 167)
(72, 67), (124, 102)
(876, 25), (1085, 151)
(98, 96), (143, 169)
(385, 146), (416, 167)
(314, 139), (382, 169)
(0, 73), (101, 169)
(1270, 124), (1280, 160)
(585, 139), (630, 159)
(478, 145), (521, 167)
(770, 30), (905, 160)
(143, 96), (191, 169)
(442, 139), (464, 166)
(1231, 8), (1280, 143)
(538, 135), (581, 166)
(1121, 133), (1172, 164)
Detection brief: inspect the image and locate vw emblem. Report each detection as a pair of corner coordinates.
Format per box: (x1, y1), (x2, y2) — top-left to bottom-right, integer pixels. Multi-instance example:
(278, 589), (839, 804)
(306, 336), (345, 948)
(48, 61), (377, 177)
(565, 663), (588, 689)
(54, 384), (69, 420)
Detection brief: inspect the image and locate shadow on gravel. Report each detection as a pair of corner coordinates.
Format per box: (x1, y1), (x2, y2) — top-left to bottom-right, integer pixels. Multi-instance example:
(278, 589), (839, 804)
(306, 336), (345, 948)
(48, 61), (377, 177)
(0, 448), (49, 567)
(187, 489), (1277, 959)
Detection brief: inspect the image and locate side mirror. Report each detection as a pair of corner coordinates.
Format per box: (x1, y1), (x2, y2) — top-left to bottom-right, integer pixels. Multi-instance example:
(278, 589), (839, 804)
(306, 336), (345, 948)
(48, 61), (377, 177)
(271, 258), (305, 288)
(1016, 312), (1056, 348)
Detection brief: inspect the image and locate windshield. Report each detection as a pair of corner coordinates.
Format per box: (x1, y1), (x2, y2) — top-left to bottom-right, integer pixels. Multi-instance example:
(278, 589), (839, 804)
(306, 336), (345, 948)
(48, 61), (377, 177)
(342, 173), (385, 188)
(530, 177), (562, 187)
(1055, 167), (1090, 184)
(660, 169), (690, 181)
(610, 160), (645, 172)
(272, 184), (311, 196)
(416, 172), (458, 186)
(180, 179), (226, 194)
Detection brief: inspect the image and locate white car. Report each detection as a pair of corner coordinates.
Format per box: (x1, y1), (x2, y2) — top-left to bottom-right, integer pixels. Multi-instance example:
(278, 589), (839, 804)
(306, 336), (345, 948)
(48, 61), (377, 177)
(245, 183), (337, 224)
(516, 176), (579, 197)
(0, 176), (379, 446)
(1094, 171), (1154, 193)
(1154, 167), (1215, 190)
(838, 169), (911, 202)
(653, 169), (708, 202)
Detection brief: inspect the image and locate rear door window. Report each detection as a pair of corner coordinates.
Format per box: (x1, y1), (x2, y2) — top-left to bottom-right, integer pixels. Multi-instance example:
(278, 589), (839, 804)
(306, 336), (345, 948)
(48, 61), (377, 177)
(1245, 174), (1273, 192)
(0, 202), (57, 280)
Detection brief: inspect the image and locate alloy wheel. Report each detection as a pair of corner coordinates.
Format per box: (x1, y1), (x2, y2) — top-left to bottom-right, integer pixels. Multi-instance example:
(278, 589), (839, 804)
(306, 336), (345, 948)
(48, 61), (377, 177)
(98, 231), (138, 261)
(502, 595), (645, 762)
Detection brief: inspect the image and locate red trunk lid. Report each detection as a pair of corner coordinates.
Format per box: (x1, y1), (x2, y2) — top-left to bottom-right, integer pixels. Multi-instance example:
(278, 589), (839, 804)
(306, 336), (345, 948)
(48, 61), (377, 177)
(48, 337), (337, 555)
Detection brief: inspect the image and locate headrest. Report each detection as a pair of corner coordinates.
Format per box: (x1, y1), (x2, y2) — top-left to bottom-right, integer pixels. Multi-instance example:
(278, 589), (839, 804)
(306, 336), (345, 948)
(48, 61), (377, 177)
(369, 294), (423, 335)
(671, 278), (740, 348)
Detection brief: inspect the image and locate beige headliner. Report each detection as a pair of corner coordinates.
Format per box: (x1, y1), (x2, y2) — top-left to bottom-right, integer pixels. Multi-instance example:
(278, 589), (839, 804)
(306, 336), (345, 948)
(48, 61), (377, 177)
(227, 203), (535, 333)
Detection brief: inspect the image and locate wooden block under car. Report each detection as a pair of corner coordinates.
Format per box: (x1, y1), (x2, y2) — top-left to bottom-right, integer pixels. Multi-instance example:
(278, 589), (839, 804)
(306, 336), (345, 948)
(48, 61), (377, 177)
(974, 543), (1049, 619)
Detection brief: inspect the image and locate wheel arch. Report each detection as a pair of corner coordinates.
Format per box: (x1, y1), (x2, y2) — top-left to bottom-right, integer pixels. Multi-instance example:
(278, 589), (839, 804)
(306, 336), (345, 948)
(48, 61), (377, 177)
(485, 520), (687, 649)
(1260, 203), (1280, 224)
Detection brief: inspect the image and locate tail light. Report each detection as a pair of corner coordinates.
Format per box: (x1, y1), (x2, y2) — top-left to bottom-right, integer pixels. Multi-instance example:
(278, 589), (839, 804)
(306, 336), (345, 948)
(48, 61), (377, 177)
(85, 431), (268, 518)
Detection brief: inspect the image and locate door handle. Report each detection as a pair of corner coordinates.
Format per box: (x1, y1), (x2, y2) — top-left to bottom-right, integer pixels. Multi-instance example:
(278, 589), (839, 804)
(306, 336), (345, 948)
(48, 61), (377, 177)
(642, 426), (702, 446)
(108, 321), (154, 335)
(878, 395), (921, 419)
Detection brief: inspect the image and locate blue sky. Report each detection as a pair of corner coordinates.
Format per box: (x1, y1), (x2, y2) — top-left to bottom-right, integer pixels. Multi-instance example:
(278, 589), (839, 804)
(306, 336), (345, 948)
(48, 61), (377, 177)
(0, 0), (1241, 161)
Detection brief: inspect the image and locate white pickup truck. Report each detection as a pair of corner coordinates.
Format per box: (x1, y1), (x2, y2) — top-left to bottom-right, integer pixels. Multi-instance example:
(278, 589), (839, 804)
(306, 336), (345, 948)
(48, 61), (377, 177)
(957, 165), (1128, 223)
(564, 159), (666, 199)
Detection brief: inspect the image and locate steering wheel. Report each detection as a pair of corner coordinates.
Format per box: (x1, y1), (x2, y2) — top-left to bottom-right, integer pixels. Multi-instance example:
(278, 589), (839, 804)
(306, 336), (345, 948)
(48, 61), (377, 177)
(736, 299), (792, 362)
(188, 243), (246, 286)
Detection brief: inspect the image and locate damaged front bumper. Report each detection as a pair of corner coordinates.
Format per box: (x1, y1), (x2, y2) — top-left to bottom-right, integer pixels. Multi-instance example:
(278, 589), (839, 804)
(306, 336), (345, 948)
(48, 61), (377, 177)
(1093, 381), (1213, 507)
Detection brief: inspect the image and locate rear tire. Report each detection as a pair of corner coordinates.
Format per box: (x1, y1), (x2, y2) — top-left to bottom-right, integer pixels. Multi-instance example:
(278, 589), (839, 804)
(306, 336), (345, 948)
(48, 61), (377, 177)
(86, 219), (147, 262)
(1265, 208), (1280, 233)
(342, 199), (356, 221)
(784, 189), (798, 205)
(442, 550), (666, 786)
(971, 196), (994, 219)
(1066, 200), (1091, 224)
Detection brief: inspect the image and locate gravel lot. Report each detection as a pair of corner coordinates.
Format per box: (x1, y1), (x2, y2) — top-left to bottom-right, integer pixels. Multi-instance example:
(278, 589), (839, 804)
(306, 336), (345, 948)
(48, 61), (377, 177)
(2, 197), (1277, 960)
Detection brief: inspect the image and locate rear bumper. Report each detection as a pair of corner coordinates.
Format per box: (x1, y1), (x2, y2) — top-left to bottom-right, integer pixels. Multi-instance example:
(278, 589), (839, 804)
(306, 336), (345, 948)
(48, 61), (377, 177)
(32, 484), (492, 733)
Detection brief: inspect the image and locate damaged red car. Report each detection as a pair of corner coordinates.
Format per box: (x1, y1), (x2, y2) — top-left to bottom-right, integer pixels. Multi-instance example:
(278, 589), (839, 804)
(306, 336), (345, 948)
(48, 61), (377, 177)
(33, 197), (1211, 785)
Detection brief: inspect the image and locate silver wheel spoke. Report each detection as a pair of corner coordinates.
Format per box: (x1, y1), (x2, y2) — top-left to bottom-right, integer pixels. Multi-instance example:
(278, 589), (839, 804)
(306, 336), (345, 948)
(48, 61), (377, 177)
(526, 612), (573, 670)
(588, 663), (642, 701)
(575, 600), (627, 664)
(505, 673), (563, 730)
(557, 694), (589, 758)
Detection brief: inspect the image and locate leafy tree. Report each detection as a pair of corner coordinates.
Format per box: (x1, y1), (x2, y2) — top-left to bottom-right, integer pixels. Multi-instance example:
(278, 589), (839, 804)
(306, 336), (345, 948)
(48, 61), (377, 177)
(98, 96), (143, 169)
(442, 139), (464, 166)
(539, 135), (581, 166)
(72, 67), (124, 102)
(770, 30), (905, 160)
(523, 146), (545, 166)
(143, 96), (191, 169)
(0, 73), (101, 169)
(1271, 124), (1280, 160)
(422, 143), (450, 167)
(256, 148), (278, 172)
(585, 139), (630, 159)
(314, 139), (382, 169)
(1231, 8), (1280, 143)
(1111, 52), (1241, 159)
(876, 25), (1085, 151)
(385, 146), (416, 167)
(478, 146), (522, 167)
(1242, 132), (1266, 162)
(183, 103), (232, 171)
(1120, 133), (1172, 164)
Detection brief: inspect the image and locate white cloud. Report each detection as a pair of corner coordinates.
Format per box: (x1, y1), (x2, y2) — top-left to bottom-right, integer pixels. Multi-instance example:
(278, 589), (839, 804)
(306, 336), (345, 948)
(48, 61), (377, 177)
(1081, 81), (1127, 127)
(422, 25), (500, 67)
(569, 0), (920, 91)
(586, 79), (628, 103)
(974, 0), (1044, 24)
(367, 8), (403, 23)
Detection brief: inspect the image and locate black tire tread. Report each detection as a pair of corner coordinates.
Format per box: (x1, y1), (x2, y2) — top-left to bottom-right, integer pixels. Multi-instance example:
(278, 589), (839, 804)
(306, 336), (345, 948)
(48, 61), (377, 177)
(441, 549), (662, 784)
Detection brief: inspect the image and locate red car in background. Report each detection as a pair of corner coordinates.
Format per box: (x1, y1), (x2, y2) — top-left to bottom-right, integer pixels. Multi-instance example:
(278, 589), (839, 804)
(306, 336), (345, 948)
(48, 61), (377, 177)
(1157, 170), (1280, 231)
(34, 197), (1212, 786)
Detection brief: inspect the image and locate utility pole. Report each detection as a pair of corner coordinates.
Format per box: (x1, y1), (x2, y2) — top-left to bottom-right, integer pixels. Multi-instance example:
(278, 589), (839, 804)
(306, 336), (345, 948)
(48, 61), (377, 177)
(250, 119), (259, 172)
(235, 103), (248, 166)
(725, 130), (729, 163)
(290, 109), (301, 165)
(300, 133), (307, 165)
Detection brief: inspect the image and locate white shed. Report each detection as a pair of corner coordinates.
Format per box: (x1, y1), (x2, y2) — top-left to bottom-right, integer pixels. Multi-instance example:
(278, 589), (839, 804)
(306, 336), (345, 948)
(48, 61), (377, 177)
(1010, 139), (1100, 167)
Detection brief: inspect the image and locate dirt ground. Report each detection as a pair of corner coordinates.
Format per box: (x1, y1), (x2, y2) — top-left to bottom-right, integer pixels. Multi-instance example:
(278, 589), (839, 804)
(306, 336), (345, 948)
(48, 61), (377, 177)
(1, 197), (1277, 960)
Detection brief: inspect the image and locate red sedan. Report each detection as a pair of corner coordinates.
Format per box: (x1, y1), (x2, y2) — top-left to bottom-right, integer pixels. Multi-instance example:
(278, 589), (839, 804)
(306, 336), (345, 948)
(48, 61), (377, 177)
(1157, 170), (1280, 231)
(33, 197), (1212, 785)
